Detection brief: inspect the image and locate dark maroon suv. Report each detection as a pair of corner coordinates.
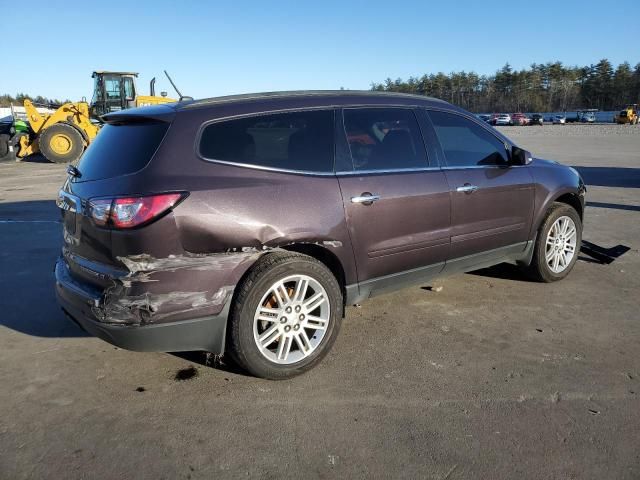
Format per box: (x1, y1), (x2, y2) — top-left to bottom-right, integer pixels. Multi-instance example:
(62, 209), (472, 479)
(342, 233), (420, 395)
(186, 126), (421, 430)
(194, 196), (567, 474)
(55, 91), (586, 379)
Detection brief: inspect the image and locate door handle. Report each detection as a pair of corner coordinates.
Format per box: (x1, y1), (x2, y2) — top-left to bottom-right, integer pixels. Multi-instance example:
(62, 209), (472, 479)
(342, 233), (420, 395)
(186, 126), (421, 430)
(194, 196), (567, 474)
(456, 184), (478, 194)
(351, 193), (381, 205)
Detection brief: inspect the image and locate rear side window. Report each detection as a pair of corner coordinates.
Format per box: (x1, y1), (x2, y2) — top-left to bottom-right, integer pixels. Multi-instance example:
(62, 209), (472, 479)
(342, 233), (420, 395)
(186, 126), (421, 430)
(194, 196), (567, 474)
(199, 110), (334, 173)
(343, 108), (428, 171)
(75, 122), (169, 182)
(428, 110), (508, 167)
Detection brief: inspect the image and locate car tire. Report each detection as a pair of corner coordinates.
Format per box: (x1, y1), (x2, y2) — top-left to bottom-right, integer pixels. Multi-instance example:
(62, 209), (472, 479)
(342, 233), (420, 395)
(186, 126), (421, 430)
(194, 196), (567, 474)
(227, 251), (343, 379)
(38, 123), (85, 164)
(525, 202), (582, 283)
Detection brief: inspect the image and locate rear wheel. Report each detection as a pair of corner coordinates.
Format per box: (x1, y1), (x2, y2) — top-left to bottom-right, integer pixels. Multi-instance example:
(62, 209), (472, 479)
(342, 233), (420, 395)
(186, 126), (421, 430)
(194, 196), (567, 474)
(525, 202), (582, 282)
(38, 123), (84, 163)
(227, 252), (343, 379)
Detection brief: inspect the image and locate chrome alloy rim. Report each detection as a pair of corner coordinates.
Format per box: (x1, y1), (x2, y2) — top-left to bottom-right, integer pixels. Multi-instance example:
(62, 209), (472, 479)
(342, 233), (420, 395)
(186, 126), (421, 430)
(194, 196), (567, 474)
(545, 216), (577, 273)
(253, 274), (330, 364)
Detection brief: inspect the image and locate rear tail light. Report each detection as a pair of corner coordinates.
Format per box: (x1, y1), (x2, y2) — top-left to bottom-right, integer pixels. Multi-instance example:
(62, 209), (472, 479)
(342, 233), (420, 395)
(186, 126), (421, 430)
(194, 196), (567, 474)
(87, 193), (185, 229)
(88, 199), (112, 226)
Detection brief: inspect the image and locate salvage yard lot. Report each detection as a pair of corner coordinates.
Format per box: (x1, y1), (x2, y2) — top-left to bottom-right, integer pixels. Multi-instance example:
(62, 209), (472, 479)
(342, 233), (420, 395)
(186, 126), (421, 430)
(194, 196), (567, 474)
(1, 124), (639, 479)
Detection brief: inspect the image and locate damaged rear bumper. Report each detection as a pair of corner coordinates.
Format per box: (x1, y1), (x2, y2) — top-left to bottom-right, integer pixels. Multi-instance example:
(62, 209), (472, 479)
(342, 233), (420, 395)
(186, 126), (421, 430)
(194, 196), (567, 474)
(55, 257), (231, 353)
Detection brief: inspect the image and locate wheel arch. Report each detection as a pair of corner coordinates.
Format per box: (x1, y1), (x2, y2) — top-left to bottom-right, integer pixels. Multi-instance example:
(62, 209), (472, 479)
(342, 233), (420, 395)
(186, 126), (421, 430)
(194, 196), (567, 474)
(554, 192), (584, 220)
(227, 243), (349, 327)
(531, 189), (584, 239)
(280, 243), (347, 302)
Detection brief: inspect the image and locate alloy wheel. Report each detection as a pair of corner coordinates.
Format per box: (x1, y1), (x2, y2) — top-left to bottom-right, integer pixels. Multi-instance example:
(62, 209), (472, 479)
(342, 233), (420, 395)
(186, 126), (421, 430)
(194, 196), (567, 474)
(545, 215), (577, 273)
(253, 274), (330, 364)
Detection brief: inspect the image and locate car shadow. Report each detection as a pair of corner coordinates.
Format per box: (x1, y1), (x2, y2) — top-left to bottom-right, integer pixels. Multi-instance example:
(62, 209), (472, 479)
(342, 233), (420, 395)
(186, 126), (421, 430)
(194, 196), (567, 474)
(587, 201), (640, 212)
(23, 154), (52, 163)
(469, 254), (601, 281)
(170, 351), (248, 376)
(571, 166), (640, 189)
(0, 200), (88, 338)
(467, 263), (531, 282)
(0, 199), (250, 377)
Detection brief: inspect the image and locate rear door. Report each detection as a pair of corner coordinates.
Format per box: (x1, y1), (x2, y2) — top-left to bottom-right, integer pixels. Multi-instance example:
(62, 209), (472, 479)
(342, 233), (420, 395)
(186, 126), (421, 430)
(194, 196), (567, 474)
(425, 109), (534, 262)
(337, 107), (450, 292)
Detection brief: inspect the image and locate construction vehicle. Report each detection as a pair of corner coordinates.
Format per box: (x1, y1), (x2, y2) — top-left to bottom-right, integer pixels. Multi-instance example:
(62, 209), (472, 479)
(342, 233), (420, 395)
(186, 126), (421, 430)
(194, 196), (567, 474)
(5, 71), (184, 164)
(614, 104), (639, 125)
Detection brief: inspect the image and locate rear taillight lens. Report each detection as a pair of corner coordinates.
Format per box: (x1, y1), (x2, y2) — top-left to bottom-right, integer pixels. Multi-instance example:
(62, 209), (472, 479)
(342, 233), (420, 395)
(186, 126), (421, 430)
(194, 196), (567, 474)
(87, 193), (185, 229)
(88, 199), (112, 226)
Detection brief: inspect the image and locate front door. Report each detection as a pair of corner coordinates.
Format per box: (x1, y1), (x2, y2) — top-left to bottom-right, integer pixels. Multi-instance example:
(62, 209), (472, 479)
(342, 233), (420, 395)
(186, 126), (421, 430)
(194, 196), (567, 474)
(337, 107), (450, 294)
(426, 109), (535, 261)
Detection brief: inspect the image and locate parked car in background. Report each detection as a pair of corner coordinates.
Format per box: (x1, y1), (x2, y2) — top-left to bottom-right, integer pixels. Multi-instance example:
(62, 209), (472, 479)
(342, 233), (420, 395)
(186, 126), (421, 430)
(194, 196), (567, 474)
(530, 114), (544, 126)
(580, 112), (596, 123)
(495, 114), (512, 125)
(511, 113), (529, 126)
(488, 113), (501, 125)
(54, 90), (586, 379)
(477, 114), (491, 123)
(552, 115), (566, 125)
(576, 109), (598, 124)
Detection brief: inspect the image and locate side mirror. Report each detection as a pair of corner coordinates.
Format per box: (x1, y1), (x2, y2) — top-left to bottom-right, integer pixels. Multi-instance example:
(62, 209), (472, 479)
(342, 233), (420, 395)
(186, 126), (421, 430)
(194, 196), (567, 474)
(511, 146), (532, 165)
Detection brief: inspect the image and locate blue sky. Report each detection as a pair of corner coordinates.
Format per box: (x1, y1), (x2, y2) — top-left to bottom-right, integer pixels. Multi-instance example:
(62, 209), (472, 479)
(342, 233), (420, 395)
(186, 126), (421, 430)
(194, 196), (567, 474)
(1, 0), (638, 100)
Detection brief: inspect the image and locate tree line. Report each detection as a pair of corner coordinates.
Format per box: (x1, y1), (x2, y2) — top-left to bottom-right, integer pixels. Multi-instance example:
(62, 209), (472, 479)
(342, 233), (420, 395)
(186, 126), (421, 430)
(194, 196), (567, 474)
(371, 59), (640, 113)
(0, 93), (72, 108)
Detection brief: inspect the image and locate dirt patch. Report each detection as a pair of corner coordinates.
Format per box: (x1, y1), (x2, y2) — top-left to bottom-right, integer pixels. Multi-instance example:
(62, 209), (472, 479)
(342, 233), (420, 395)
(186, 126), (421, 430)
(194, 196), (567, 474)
(174, 365), (199, 381)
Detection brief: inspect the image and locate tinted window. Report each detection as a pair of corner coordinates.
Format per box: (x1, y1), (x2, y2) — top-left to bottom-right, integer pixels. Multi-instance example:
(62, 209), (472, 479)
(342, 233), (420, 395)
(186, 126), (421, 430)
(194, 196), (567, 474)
(199, 110), (334, 172)
(428, 110), (508, 167)
(75, 122), (169, 182)
(343, 108), (428, 171)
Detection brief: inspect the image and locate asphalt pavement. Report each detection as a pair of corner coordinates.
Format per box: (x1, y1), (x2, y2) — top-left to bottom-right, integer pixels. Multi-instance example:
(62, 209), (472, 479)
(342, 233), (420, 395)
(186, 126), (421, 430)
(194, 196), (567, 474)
(1, 124), (639, 479)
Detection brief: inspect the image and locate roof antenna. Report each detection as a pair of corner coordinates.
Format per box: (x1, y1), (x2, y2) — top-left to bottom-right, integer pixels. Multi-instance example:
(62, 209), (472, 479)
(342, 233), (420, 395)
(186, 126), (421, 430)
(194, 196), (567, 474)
(164, 70), (193, 102)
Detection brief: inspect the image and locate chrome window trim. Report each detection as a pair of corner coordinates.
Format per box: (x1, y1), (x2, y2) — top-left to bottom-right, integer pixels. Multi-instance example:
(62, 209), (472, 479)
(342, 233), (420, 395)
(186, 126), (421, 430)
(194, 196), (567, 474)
(336, 166), (441, 176)
(440, 165), (526, 170)
(197, 158), (336, 177)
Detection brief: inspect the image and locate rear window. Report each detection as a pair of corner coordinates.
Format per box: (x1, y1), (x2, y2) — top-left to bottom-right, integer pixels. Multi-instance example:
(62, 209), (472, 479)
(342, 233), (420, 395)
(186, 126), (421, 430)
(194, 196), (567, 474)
(75, 122), (169, 182)
(199, 110), (334, 173)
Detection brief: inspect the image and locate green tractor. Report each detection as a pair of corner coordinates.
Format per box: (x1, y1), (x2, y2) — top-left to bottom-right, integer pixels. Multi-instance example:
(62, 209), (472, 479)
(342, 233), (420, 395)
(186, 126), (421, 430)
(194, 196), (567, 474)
(0, 114), (28, 161)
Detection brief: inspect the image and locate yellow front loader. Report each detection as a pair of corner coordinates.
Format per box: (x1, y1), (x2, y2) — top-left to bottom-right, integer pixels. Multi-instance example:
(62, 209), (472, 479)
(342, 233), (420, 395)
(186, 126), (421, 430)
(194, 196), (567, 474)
(15, 71), (180, 163)
(18, 100), (100, 163)
(614, 104), (639, 125)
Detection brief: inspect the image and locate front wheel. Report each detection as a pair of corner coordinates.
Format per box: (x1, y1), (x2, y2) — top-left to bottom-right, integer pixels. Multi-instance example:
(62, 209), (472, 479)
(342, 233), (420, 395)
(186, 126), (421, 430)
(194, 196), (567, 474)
(227, 252), (343, 379)
(38, 123), (85, 164)
(525, 202), (582, 282)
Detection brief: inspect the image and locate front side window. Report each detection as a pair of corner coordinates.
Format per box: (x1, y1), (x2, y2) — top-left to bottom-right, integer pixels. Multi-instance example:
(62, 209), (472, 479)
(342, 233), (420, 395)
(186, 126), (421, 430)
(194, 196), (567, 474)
(343, 108), (428, 171)
(199, 110), (334, 173)
(428, 110), (508, 167)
